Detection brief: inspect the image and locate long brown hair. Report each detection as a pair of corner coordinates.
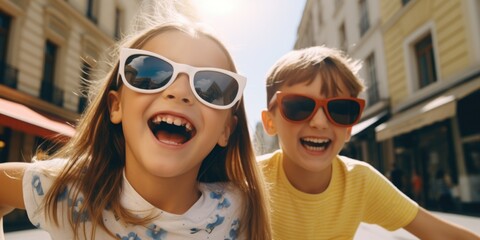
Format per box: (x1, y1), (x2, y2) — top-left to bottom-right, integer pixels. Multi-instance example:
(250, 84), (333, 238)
(43, 22), (271, 239)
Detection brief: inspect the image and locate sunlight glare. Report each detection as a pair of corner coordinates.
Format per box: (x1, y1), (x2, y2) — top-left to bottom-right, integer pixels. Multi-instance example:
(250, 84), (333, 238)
(193, 0), (240, 17)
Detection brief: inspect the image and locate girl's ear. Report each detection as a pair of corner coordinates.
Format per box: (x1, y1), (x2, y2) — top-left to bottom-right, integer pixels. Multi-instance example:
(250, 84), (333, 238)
(218, 115), (238, 147)
(108, 90), (122, 124)
(261, 109), (277, 136)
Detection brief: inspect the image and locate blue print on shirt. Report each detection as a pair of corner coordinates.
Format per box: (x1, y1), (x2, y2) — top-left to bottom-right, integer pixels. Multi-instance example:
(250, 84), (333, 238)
(68, 197), (89, 222)
(190, 214), (225, 234)
(116, 232), (141, 240)
(32, 175), (44, 196)
(57, 186), (68, 201)
(210, 190), (231, 209)
(226, 219), (240, 240)
(206, 214), (225, 233)
(146, 224), (167, 240)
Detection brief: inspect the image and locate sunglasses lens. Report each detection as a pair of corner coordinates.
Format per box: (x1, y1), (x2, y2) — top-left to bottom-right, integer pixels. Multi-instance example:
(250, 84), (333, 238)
(194, 71), (239, 106)
(124, 54), (173, 90)
(281, 95), (316, 121)
(327, 99), (361, 125)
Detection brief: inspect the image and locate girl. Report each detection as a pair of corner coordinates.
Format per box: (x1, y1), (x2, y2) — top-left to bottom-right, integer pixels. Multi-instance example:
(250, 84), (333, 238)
(0, 21), (271, 239)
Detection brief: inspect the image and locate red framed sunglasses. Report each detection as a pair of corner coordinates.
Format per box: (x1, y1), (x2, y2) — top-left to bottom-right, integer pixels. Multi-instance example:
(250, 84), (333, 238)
(268, 91), (365, 127)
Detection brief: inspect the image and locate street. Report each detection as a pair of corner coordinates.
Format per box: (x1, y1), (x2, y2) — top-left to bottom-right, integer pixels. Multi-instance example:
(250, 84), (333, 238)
(354, 212), (480, 240)
(3, 212), (479, 240)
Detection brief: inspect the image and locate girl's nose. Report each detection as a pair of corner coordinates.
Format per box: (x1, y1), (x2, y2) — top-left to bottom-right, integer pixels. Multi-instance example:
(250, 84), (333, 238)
(161, 73), (194, 105)
(309, 107), (330, 129)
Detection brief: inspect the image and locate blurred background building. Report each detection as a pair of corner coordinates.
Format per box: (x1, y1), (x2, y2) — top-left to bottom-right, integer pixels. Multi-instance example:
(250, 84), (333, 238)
(2, 0), (479, 232)
(291, 0), (480, 216)
(0, 0), (141, 231)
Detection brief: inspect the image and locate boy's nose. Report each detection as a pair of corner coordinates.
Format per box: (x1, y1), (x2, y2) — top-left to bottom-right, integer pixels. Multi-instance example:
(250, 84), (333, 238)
(309, 107), (330, 129)
(161, 73), (194, 105)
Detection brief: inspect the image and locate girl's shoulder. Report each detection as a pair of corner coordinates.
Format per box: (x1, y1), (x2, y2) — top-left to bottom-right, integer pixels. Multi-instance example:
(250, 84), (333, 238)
(25, 158), (68, 174)
(22, 158), (77, 238)
(23, 158), (68, 189)
(23, 158), (69, 195)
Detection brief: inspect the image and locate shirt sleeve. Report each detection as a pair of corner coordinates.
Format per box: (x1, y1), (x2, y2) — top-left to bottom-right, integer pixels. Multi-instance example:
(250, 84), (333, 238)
(22, 159), (65, 230)
(363, 165), (419, 230)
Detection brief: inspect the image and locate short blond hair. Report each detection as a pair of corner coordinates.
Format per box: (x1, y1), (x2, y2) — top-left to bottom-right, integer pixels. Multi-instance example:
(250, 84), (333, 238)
(265, 46), (365, 104)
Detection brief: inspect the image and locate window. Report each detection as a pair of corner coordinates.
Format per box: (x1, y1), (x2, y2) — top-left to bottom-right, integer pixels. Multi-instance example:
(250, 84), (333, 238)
(402, 0), (411, 6)
(0, 12), (10, 62)
(40, 41), (63, 106)
(339, 23), (347, 51)
(114, 7), (123, 40)
(0, 11), (17, 88)
(359, 0), (370, 36)
(78, 61), (91, 113)
(365, 53), (380, 105)
(414, 34), (437, 88)
(86, 0), (98, 23)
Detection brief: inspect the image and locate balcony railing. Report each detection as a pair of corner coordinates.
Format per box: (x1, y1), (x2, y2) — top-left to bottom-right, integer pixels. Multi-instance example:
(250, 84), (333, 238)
(0, 61), (18, 89)
(40, 80), (64, 107)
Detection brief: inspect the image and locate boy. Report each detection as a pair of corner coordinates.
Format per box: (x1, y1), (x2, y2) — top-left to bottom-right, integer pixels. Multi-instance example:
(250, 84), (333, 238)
(259, 46), (480, 239)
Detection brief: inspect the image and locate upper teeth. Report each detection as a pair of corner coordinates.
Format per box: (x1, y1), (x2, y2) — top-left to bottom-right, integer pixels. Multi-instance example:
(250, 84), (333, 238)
(302, 137), (329, 143)
(152, 115), (193, 131)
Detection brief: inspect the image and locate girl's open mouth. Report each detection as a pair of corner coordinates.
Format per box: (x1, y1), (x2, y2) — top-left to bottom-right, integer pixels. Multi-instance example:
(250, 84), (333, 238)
(148, 114), (196, 145)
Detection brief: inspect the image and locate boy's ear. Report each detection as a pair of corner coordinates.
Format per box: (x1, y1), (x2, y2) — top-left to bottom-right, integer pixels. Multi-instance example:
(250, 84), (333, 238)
(108, 90), (122, 124)
(345, 127), (352, 142)
(261, 110), (277, 136)
(218, 115), (237, 147)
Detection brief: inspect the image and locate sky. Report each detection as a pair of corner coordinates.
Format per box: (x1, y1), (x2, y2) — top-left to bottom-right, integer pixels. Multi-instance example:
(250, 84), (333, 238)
(191, 0), (307, 131)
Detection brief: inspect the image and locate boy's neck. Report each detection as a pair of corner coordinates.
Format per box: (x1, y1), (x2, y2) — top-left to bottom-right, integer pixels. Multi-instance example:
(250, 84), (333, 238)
(282, 158), (333, 194)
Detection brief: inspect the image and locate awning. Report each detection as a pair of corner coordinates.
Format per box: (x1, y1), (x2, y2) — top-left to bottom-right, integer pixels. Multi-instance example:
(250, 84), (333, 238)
(351, 110), (388, 136)
(375, 78), (480, 141)
(0, 98), (75, 140)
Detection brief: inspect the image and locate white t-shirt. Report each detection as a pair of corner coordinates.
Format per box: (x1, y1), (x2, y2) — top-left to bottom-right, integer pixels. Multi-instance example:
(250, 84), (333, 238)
(23, 159), (243, 240)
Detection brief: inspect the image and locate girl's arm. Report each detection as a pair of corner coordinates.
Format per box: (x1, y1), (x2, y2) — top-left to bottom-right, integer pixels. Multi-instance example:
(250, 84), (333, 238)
(404, 207), (480, 240)
(0, 162), (28, 213)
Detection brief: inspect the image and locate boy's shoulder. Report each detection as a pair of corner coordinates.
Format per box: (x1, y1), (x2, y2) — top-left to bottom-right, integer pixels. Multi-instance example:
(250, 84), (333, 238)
(256, 150), (282, 166)
(336, 155), (377, 175)
(256, 150), (283, 179)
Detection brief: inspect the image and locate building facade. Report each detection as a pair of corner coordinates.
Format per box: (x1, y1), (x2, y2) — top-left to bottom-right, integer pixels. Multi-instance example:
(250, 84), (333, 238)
(0, 0), (141, 230)
(295, 0), (480, 215)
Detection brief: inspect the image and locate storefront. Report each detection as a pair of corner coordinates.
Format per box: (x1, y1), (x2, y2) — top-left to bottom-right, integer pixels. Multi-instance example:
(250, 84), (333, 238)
(0, 97), (76, 231)
(376, 77), (480, 215)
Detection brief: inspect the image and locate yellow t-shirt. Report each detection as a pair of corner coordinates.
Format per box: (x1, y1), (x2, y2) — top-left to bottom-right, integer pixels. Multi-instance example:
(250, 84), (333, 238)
(258, 150), (418, 240)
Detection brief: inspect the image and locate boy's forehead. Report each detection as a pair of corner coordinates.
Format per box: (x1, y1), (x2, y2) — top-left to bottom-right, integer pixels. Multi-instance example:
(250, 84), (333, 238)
(279, 74), (350, 97)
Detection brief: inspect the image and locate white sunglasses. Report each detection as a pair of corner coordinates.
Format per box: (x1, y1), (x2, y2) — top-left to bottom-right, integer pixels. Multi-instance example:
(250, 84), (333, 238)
(118, 48), (246, 110)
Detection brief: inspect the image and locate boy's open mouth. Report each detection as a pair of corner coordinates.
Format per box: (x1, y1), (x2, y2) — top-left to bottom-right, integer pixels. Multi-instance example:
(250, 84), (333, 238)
(300, 137), (331, 151)
(148, 114), (196, 145)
